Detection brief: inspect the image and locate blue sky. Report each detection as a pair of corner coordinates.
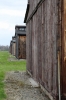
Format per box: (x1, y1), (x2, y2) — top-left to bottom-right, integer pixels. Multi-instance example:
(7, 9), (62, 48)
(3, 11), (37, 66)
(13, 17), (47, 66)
(0, 0), (27, 46)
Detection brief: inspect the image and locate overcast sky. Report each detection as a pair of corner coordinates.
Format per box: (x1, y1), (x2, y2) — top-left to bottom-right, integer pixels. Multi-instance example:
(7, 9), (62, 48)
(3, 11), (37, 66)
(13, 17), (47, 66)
(0, 0), (27, 46)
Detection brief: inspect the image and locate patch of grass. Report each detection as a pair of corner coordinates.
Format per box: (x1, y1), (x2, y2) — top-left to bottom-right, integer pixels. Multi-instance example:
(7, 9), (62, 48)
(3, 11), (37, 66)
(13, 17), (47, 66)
(0, 72), (6, 100)
(0, 51), (26, 100)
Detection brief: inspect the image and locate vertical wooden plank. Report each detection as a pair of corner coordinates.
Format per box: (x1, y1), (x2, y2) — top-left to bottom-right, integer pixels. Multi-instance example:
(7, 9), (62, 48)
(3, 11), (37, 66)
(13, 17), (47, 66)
(46, 0), (53, 92)
(52, 0), (58, 96)
(37, 6), (42, 83)
(61, 0), (66, 97)
(26, 23), (30, 72)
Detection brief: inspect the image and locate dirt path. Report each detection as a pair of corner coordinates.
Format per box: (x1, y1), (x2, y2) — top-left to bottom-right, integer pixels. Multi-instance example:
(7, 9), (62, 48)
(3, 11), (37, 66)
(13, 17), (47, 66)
(4, 71), (50, 100)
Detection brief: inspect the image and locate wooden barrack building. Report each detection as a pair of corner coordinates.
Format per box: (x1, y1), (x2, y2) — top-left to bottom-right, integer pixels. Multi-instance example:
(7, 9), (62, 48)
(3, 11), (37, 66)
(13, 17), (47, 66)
(10, 36), (16, 56)
(12, 36), (16, 56)
(15, 25), (26, 59)
(10, 40), (12, 54)
(24, 0), (66, 100)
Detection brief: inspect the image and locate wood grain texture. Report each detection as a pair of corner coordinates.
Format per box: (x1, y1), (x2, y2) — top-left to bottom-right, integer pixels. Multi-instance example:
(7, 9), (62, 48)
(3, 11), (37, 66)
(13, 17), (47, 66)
(26, 0), (62, 99)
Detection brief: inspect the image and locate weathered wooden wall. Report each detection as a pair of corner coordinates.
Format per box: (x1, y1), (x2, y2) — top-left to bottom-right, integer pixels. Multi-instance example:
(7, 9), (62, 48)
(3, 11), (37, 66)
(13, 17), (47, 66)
(12, 42), (16, 56)
(26, 0), (61, 99)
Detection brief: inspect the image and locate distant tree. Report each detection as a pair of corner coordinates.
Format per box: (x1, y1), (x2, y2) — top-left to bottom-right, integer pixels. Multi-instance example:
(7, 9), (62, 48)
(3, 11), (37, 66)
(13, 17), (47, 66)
(0, 45), (9, 51)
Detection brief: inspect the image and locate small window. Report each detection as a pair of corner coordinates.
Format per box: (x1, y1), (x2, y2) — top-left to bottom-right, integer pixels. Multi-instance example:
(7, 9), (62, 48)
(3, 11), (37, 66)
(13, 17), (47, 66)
(19, 28), (26, 31)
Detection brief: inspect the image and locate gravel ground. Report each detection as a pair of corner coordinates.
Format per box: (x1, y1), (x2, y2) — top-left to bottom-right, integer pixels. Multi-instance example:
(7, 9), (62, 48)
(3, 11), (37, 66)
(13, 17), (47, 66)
(4, 71), (50, 100)
(8, 55), (26, 61)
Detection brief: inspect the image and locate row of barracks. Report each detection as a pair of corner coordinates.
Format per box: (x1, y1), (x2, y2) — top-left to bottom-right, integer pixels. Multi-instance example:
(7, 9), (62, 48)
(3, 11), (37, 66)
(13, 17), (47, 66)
(10, 25), (26, 59)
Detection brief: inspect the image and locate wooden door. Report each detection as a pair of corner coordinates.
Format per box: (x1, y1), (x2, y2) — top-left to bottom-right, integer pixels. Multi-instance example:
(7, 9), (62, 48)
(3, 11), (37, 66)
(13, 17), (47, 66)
(21, 36), (26, 59)
(19, 36), (26, 59)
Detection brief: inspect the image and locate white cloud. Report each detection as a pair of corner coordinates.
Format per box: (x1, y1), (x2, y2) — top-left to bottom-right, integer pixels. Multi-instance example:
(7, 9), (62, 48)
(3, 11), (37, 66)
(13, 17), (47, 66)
(0, 22), (9, 29)
(9, 27), (14, 31)
(0, 9), (25, 17)
(0, 21), (14, 32)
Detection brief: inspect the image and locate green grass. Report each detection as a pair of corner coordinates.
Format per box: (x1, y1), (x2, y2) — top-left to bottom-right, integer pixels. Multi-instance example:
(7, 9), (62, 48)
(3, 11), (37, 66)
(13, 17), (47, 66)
(0, 51), (26, 100)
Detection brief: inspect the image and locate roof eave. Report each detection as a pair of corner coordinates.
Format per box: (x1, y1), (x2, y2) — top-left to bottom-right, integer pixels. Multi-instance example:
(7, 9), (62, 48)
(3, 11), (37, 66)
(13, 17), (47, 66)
(24, 3), (30, 23)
